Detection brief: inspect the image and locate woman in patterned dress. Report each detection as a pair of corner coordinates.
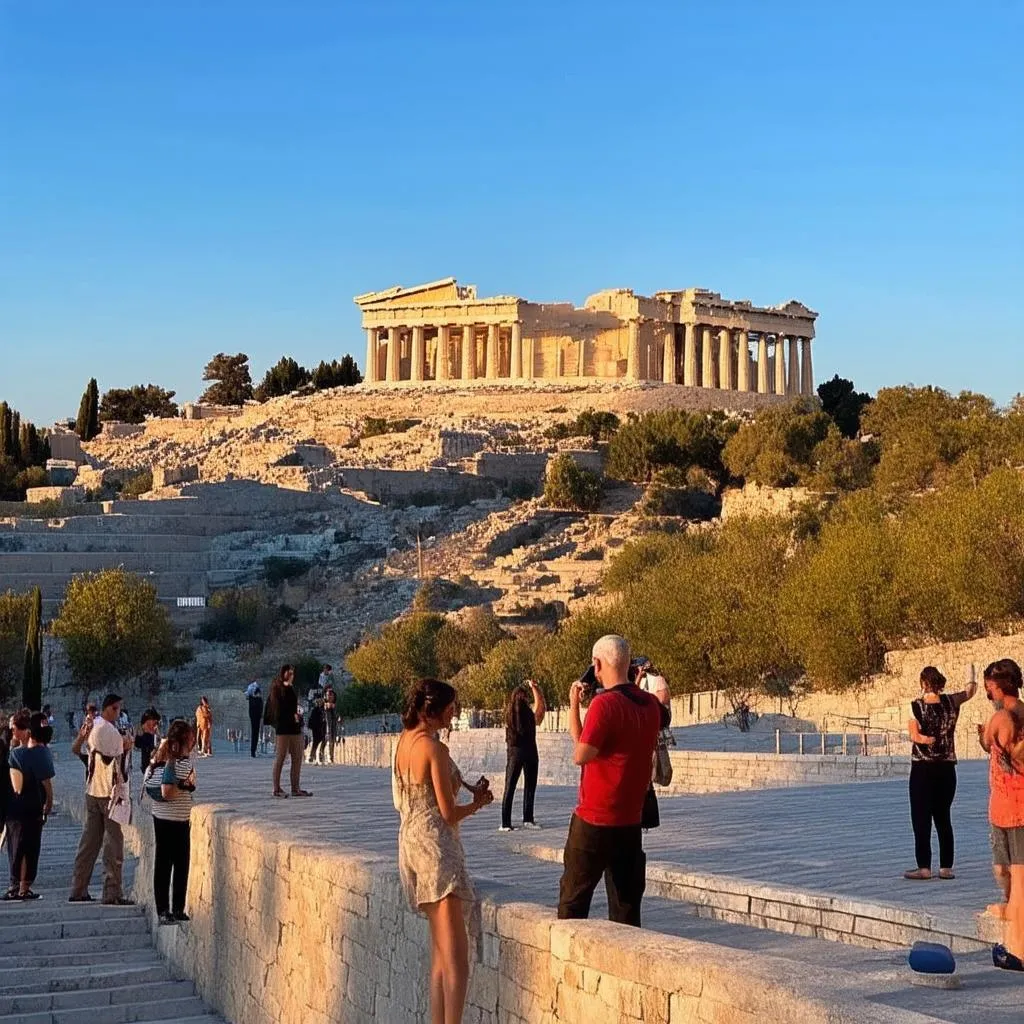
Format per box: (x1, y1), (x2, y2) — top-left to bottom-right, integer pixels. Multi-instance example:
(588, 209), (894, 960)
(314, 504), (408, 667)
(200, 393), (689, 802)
(392, 679), (493, 1024)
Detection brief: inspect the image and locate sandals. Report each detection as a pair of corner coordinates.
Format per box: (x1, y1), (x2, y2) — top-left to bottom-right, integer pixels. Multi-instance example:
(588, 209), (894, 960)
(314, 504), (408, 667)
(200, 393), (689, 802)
(67, 894), (94, 903)
(2, 889), (20, 902)
(939, 869), (956, 880)
(291, 790), (313, 798)
(903, 868), (932, 880)
(273, 790), (288, 798)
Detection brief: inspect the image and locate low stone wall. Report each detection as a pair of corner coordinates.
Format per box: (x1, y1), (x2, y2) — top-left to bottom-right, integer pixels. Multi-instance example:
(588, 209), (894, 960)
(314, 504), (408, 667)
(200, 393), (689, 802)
(63, 791), (933, 1024)
(332, 730), (909, 793)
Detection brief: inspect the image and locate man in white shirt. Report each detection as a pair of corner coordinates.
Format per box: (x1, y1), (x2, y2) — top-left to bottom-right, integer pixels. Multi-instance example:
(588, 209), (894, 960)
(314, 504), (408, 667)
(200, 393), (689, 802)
(69, 693), (134, 905)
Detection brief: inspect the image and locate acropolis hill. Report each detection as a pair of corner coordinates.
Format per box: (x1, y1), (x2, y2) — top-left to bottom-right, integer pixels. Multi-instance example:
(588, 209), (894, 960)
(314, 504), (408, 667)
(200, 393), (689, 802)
(357, 278), (818, 394)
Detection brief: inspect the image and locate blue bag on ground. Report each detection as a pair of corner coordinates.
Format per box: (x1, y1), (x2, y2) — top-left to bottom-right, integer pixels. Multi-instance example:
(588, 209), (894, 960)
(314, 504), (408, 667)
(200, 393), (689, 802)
(908, 941), (956, 974)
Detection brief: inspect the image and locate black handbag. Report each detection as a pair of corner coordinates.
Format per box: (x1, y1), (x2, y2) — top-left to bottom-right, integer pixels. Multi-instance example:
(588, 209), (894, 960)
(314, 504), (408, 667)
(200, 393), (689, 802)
(641, 784), (660, 830)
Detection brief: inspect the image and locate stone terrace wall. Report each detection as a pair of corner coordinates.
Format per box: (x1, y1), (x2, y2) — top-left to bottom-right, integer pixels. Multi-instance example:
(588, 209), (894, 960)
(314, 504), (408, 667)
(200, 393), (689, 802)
(333, 730), (908, 792)
(100, 798), (923, 1024)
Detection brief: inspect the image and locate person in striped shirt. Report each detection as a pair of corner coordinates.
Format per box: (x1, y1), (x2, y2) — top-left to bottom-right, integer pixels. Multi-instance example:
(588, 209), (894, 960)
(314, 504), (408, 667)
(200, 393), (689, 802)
(145, 719), (197, 925)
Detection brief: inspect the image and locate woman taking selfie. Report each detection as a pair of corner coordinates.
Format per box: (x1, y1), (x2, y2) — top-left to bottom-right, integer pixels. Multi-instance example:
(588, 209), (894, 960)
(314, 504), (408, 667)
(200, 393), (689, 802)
(392, 679), (493, 1024)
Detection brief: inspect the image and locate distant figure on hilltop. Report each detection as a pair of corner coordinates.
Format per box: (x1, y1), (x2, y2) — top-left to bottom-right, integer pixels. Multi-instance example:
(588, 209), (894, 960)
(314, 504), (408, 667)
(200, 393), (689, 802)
(903, 665), (977, 881)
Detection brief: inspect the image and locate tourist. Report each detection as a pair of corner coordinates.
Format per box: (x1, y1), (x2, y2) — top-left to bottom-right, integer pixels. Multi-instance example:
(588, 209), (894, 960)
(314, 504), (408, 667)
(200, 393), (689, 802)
(903, 665), (977, 880)
(195, 697), (213, 758)
(0, 716), (12, 847)
(145, 719), (197, 925)
(324, 687), (339, 765)
(557, 635), (667, 927)
(135, 708), (161, 776)
(65, 709), (75, 741)
(308, 698), (328, 766)
(392, 678), (493, 1024)
(499, 680), (546, 832)
(316, 663), (333, 697)
(245, 680), (264, 757)
(977, 659), (1024, 971)
(68, 693), (135, 905)
(5, 711), (55, 901)
(265, 665), (311, 798)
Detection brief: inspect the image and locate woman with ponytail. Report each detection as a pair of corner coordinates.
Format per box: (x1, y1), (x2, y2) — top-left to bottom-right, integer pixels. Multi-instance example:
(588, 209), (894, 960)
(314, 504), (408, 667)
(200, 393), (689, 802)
(392, 678), (493, 1024)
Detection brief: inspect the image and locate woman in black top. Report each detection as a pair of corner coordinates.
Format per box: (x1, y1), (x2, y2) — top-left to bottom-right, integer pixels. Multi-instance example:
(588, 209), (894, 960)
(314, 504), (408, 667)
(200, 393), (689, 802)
(324, 688), (338, 765)
(904, 665), (977, 880)
(500, 680), (546, 831)
(308, 700), (328, 766)
(265, 665), (311, 799)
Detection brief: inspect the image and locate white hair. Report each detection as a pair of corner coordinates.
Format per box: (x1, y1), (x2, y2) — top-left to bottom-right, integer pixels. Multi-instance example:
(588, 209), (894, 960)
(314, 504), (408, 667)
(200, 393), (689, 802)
(592, 634), (630, 671)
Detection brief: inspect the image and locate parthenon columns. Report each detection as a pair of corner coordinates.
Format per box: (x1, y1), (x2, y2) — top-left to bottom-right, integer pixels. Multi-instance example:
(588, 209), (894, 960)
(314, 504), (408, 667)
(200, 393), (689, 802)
(736, 331), (750, 392)
(757, 335), (769, 394)
(510, 322), (522, 379)
(436, 326), (450, 381)
(663, 328), (677, 384)
(386, 327), (401, 382)
(701, 327), (714, 387)
(410, 326), (425, 382)
(486, 325), (499, 380)
(801, 338), (814, 395)
(461, 326), (475, 381)
(365, 328), (378, 385)
(718, 328), (732, 390)
(787, 336), (800, 396)
(683, 324), (697, 386)
(626, 320), (641, 380)
(774, 337), (787, 396)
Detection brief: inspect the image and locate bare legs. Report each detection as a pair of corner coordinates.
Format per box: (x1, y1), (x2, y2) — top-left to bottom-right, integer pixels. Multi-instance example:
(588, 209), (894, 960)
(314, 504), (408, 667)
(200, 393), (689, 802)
(423, 895), (469, 1024)
(988, 864), (1012, 919)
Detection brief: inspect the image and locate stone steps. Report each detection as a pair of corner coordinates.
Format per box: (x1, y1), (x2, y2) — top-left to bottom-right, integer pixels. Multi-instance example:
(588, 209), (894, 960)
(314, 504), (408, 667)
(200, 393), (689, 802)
(0, 821), (221, 1024)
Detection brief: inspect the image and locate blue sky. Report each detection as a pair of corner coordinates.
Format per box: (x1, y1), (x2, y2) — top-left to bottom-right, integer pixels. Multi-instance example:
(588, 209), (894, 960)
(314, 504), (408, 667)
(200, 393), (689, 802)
(1, 1), (1021, 426)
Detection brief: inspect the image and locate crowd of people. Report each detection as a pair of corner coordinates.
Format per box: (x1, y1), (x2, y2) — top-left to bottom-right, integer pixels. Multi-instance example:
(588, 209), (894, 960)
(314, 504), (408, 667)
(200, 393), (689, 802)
(2, 647), (1022, 1023)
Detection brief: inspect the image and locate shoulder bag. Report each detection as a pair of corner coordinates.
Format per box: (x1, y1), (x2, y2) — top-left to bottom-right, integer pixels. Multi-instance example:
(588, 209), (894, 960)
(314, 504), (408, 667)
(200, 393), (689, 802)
(107, 756), (132, 826)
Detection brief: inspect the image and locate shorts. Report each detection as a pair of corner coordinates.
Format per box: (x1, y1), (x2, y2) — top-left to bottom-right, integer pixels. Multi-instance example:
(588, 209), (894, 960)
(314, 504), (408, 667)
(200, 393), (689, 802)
(990, 825), (1024, 867)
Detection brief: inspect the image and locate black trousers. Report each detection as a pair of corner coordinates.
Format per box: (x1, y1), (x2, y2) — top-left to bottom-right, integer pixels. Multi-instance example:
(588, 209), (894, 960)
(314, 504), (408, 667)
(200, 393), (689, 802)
(557, 814), (646, 927)
(153, 818), (191, 916)
(501, 747), (539, 829)
(310, 730), (327, 763)
(6, 817), (43, 891)
(249, 713), (262, 757)
(909, 761), (957, 870)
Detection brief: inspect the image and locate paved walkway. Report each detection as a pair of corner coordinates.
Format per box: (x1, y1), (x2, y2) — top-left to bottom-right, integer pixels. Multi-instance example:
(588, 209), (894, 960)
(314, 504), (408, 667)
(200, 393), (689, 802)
(0, 813), (221, 1024)
(138, 752), (1021, 1024)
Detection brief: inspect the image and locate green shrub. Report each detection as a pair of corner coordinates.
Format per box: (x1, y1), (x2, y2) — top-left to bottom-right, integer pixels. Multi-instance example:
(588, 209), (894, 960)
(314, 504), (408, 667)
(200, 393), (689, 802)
(346, 612), (447, 685)
(606, 410), (734, 484)
(293, 655), (324, 692)
(543, 455), (602, 511)
(336, 681), (404, 719)
(198, 587), (292, 646)
(120, 469), (153, 499)
(362, 417), (421, 439)
(544, 410), (620, 443)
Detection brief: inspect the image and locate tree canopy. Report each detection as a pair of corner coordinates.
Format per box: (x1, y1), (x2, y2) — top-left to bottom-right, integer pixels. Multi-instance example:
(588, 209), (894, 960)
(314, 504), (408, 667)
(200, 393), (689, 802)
(199, 353), (254, 406)
(75, 378), (100, 441)
(311, 356), (362, 390)
(99, 384), (178, 423)
(254, 357), (311, 401)
(817, 375), (872, 438)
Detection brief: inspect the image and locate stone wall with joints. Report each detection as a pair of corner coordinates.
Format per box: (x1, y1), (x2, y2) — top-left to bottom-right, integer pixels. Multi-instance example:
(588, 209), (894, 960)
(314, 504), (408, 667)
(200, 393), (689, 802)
(57, 787), (937, 1024)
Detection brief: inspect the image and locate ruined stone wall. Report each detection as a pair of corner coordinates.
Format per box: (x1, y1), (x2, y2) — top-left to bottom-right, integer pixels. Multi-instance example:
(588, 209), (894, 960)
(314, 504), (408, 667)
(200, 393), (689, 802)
(79, 791), (910, 1024)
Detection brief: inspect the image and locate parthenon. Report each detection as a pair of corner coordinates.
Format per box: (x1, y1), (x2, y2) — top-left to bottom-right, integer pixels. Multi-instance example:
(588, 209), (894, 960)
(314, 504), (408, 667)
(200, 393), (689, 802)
(355, 278), (818, 395)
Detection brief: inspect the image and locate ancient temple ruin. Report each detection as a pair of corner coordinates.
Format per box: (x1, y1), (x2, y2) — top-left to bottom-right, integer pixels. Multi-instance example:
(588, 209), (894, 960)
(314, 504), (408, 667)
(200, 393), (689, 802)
(355, 278), (817, 395)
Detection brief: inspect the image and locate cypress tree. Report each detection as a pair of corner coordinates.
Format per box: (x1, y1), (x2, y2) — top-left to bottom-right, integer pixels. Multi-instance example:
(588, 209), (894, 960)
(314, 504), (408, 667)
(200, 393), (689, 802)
(22, 586), (42, 710)
(75, 378), (101, 441)
(0, 402), (11, 459)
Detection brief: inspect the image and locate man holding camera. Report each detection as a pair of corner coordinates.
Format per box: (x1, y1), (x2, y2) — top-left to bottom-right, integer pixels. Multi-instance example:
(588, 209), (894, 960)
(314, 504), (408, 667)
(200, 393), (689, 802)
(557, 634), (668, 927)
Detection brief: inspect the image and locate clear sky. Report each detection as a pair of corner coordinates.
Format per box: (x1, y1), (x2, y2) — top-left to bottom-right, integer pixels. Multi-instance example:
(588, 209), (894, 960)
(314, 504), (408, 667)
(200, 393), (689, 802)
(1, 1), (1021, 426)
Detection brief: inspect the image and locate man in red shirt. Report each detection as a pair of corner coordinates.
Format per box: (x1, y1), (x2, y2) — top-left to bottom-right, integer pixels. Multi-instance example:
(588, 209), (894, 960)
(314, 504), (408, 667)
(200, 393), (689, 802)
(557, 634), (667, 927)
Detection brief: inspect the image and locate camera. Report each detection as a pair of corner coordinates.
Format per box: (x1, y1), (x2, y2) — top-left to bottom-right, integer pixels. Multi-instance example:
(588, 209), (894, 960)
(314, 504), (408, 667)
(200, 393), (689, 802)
(628, 656), (651, 684)
(579, 665), (598, 701)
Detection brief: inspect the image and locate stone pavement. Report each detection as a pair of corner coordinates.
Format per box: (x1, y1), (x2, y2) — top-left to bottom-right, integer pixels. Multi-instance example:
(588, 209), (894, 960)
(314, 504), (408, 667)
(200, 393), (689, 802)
(0, 812), (222, 1024)
(116, 751), (1022, 1024)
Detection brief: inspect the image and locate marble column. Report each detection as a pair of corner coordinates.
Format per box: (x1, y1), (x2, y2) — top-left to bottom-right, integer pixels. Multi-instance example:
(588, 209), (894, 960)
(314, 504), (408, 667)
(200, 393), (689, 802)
(757, 335), (769, 394)
(663, 327), (677, 384)
(364, 328), (378, 385)
(701, 326), (714, 387)
(386, 326), (401, 382)
(682, 324), (697, 386)
(486, 325), (499, 379)
(800, 338), (814, 395)
(410, 326), (425, 382)
(510, 322), (523, 379)
(774, 336), (787, 396)
(718, 328), (732, 390)
(461, 326), (475, 381)
(436, 326), (450, 382)
(788, 336), (800, 396)
(626, 320), (641, 380)
(737, 331), (750, 392)
(525, 338), (535, 380)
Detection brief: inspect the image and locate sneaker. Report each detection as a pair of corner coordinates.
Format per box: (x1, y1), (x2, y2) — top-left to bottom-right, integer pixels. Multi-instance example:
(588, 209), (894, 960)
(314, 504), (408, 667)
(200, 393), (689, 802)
(522, 822), (543, 830)
(993, 943), (1024, 972)
(498, 826), (515, 833)
(172, 911), (190, 922)
(158, 912), (176, 926)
